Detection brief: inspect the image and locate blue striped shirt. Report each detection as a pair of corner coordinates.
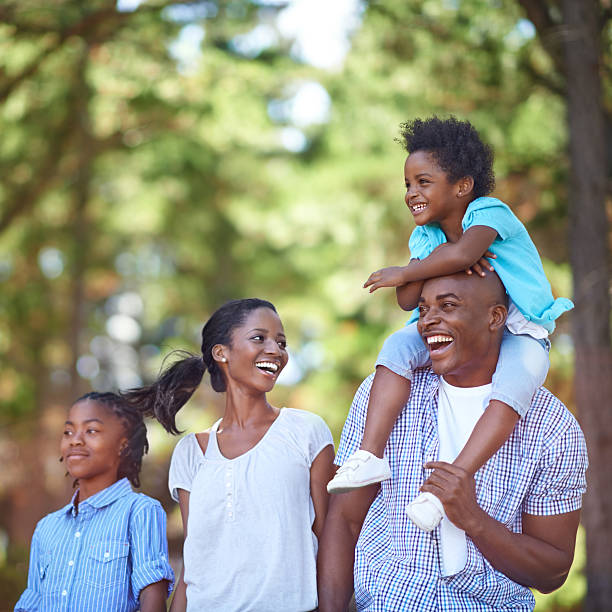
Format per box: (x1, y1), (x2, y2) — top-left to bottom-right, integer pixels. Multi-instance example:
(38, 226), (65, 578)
(15, 478), (174, 612)
(336, 369), (588, 611)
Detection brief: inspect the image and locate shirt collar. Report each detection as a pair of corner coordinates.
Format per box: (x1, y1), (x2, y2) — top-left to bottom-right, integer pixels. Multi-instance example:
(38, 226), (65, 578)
(64, 477), (132, 515)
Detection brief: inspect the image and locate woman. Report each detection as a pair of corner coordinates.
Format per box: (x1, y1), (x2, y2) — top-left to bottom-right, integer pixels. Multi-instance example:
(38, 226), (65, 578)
(124, 298), (335, 611)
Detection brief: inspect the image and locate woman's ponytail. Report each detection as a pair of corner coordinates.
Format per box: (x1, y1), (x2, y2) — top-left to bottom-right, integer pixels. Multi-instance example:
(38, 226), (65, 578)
(122, 350), (205, 434)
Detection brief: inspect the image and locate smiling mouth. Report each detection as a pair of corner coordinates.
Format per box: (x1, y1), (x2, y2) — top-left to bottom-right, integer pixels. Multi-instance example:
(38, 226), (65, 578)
(426, 334), (454, 354)
(255, 361), (280, 375)
(410, 202), (428, 213)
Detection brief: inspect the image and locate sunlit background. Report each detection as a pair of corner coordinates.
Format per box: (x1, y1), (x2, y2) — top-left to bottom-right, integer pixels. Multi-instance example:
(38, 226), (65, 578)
(1, 0), (609, 609)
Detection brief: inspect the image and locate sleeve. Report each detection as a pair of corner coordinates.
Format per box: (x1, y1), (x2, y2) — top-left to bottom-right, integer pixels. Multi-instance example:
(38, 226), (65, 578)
(306, 414), (334, 467)
(334, 374), (375, 467)
(168, 435), (196, 502)
(129, 499), (175, 602)
(462, 197), (523, 241)
(408, 226), (437, 260)
(522, 419), (588, 516)
(14, 526), (42, 611)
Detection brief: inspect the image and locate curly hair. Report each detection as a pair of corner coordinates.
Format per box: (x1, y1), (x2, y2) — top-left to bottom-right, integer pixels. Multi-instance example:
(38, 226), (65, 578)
(76, 391), (149, 488)
(398, 116), (495, 198)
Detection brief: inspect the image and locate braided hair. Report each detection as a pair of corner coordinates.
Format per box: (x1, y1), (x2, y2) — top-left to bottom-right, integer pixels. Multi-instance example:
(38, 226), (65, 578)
(122, 298), (277, 435)
(76, 391), (149, 488)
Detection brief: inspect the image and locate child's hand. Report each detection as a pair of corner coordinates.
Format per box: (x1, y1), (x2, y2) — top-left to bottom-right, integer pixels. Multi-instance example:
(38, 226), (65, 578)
(364, 266), (407, 292)
(465, 251), (496, 277)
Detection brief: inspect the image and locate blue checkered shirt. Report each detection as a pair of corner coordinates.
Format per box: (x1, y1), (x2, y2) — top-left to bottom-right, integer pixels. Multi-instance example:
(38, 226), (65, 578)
(335, 369), (588, 611)
(15, 478), (174, 612)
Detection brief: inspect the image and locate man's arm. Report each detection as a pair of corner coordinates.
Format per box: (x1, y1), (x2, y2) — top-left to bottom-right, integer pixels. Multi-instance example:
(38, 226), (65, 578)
(422, 462), (580, 593)
(317, 485), (379, 612)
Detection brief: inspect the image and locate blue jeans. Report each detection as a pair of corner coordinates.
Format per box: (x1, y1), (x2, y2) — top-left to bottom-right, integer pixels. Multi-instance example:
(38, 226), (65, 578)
(375, 323), (550, 418)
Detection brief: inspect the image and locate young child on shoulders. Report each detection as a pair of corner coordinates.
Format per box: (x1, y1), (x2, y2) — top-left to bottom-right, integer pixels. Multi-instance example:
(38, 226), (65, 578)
(326, 116), (573, 531)
(15, 392), (174, 612)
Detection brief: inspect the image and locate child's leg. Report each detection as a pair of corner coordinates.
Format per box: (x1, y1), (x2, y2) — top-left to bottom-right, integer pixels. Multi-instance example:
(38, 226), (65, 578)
(360, 323), (430, 456)
(327, 324), (430, 494)
(456, 332), (550, 469)
(406, 331), (549, 530)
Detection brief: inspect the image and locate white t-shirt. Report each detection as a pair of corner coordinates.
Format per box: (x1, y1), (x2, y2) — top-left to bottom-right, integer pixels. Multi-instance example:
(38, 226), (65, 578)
(168, 408), (333, 612)
(437, 377), (492, 576)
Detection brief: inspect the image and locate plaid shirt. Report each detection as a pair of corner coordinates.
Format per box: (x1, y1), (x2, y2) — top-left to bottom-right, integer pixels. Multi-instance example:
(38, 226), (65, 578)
(335, 369), (588, 611)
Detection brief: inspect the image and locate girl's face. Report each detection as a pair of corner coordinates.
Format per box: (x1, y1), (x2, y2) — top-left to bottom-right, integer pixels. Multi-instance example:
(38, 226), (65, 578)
(61, 400), (127, 490)
(219, 307), (288, 393)
(404, 150), (464, 226)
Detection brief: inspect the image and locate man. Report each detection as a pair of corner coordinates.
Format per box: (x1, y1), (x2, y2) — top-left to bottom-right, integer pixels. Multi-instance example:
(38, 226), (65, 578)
(318, 271), (587, 611)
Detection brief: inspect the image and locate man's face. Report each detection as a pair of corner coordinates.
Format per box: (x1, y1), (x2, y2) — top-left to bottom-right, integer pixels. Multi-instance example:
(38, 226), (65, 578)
(417, 274), (502, 386)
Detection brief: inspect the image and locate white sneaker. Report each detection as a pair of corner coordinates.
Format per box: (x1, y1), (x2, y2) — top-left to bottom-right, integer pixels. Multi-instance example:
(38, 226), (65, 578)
(405, 492), (445, 532)
(327, 450), (391, 494)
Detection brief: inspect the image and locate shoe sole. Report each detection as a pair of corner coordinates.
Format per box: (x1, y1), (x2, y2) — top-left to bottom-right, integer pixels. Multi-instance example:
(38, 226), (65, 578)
(327, 474), (391, 494)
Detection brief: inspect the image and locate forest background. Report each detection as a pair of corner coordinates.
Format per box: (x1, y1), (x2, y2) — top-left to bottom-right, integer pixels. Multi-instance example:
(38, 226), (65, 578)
(0, 0), (610, 610)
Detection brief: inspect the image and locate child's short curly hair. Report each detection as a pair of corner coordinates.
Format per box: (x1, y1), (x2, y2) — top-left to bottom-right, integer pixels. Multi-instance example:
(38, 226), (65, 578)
(398, 116), (495, 198)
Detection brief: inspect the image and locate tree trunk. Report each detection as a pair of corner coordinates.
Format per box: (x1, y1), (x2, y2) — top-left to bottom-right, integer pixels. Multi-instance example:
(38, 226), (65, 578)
(561, 1), (612, 609)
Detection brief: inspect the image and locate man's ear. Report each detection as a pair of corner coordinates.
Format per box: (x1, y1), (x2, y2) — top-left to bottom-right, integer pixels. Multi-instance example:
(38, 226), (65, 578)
(456, 176), (474, 198)
(489, 303), (507, 332)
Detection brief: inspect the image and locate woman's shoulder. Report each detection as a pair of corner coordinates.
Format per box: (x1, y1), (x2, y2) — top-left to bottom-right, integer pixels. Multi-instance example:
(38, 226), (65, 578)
(281, 407), (329, 428)
(281, 408), (333, 442)
(171, 431), (200, 457)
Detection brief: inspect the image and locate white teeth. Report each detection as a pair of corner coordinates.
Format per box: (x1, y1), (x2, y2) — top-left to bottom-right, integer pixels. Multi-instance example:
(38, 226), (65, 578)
(427, 335), (453, 344)
(411, 203), (427, 212)
(255, 361), (279, 373)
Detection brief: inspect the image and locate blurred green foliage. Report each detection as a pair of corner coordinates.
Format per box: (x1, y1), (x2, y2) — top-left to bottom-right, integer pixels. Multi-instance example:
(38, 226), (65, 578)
(0, 0), (590, 608)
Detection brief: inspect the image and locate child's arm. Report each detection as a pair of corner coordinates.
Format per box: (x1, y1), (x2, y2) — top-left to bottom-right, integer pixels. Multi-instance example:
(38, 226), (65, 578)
(364, 225), (497, 292)
(169, 488), (190, 612)
(453, 399), (519, 475)
(396, 279), (425, 311)
(139, 581), (169, 612)
(14, 528), (42, 611)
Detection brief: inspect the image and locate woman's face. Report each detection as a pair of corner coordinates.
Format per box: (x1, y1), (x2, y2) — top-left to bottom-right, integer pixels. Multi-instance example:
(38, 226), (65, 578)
(221, 307), (288, 393)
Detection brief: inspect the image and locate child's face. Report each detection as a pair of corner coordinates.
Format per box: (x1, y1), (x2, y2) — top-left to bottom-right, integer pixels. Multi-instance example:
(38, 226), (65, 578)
(61, 399), (127, 488)
(404, 150), (464, 227)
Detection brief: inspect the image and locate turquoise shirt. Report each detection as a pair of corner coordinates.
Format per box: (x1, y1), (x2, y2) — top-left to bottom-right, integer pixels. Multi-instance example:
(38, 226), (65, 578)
(407, 197), (573, 333)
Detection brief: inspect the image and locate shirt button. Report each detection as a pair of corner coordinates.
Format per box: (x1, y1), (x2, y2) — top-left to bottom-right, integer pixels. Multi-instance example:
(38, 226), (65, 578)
(225, 482), (231, 488)
(104, 552), (110, 558)
(75, 531), (81, 538)
(62, 590), (67, 596)
(226, 501), (232, 508)
(228, 512), (233, 518)
(68, 560), (74, 567)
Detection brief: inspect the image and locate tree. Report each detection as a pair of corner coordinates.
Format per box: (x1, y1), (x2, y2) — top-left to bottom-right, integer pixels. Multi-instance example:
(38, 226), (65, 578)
(515, 1), (612, 607)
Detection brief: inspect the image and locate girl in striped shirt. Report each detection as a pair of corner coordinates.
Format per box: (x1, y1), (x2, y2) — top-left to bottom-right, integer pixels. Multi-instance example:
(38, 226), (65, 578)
(15, 392), (174, 612)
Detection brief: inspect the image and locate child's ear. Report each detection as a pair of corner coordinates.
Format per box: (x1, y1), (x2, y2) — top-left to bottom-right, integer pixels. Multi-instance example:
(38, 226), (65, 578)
(456, 176), (474, 198)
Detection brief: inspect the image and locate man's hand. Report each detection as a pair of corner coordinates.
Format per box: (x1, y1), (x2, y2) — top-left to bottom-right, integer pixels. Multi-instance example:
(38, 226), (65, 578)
(422, 461), (581, 593)
(421, 461), (485, 533)
(364, 266), (408, 292)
